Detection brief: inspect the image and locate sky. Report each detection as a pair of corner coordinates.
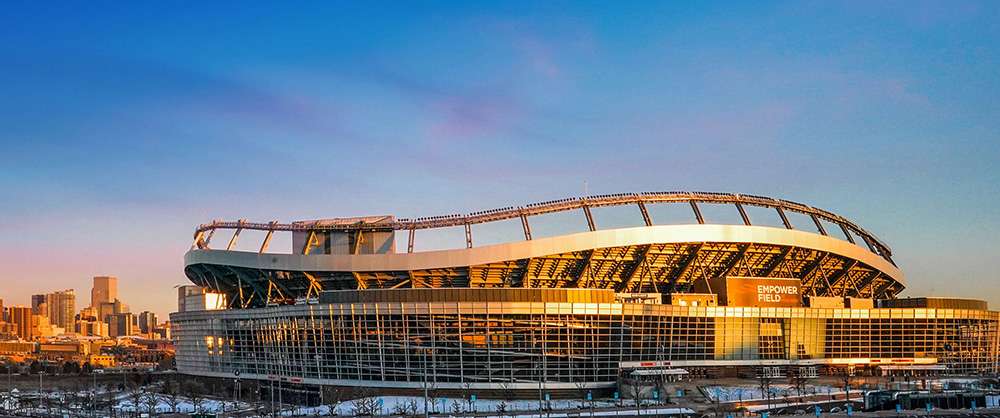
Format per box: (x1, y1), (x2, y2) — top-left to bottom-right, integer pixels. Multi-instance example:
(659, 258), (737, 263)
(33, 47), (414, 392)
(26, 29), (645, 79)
(1, 1), (998, 318)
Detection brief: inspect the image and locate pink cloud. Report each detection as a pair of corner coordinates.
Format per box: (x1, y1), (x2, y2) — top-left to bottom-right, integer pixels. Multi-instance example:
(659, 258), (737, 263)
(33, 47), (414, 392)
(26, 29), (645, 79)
(427, 95), (520, 138)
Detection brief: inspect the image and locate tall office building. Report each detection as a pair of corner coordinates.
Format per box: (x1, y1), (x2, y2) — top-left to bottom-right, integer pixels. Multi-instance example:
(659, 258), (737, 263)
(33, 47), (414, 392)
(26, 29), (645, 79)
(98, 299), (127, 324)
(91, 276), (118, 309)
(8, 306), (34, 341)
(45, 289), (76, 330)
(137, 311), (157, 334)
(30, 294), (47, 315)
(110, 312), (135, 337)
(75, 307), (108, 337)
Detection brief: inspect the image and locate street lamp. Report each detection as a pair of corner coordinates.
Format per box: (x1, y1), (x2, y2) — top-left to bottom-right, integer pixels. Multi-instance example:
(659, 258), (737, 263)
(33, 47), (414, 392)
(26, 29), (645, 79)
(234, 370), (242, 412)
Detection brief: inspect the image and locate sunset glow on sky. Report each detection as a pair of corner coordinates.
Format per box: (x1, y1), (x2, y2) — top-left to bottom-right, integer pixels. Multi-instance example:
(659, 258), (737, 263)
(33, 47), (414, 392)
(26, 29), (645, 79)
(1, 2), (999, 317)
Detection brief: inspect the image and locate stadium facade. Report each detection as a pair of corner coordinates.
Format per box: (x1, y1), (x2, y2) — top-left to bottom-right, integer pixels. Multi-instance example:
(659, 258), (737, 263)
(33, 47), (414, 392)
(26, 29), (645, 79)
(172, 192), (999, 396)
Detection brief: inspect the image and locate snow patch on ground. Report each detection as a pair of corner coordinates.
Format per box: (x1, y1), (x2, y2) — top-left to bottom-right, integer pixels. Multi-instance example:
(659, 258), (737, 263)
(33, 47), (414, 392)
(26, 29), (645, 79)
(283, 396), (690, 417)
(701, 384), (842, 402)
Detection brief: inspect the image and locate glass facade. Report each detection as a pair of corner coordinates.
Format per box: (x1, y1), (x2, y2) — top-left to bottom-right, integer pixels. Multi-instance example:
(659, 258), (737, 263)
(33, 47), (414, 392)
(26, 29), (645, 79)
(172, 296), (1000, 391)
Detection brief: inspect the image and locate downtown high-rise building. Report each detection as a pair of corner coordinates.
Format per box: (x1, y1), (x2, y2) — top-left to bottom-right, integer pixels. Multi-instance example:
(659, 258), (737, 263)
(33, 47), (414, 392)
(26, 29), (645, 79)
(75, 307), (109, 337)
(30, 294), (47, 315)
(137, 311), (157, 335)
(91, 276), (118, 309)
(29, 290), (77, 330)
(45, 289), (76, 330)
(110, 312), (136, 337)
(8, 306), (34, 341)
(98, 299), (127, 324)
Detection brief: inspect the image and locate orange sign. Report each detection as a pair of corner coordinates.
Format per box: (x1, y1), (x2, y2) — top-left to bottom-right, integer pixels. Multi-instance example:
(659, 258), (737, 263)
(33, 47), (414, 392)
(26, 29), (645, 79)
(724, 277), (802, 307)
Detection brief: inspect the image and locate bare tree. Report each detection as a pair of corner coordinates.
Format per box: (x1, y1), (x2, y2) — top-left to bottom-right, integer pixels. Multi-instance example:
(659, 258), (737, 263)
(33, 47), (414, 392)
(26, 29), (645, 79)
(127, 382), (145, 418)
(757, 373), (773, 411)
(323, 386), (347, 416)
(352, 395), (381, 416)
(463, 382), (475, 412)
(142, 390), (159, 416)
(788, 368), (808, 400)
(184, 380), (207, 414)
(628, 382), (643, 416)
(496, 401), (508, 415)
(450, 399), (464, 414)
(391, 399), (418, 417)
(104, 383), (117, 418)
(426, 384), (440, 414)
(160, 378), (182, 414)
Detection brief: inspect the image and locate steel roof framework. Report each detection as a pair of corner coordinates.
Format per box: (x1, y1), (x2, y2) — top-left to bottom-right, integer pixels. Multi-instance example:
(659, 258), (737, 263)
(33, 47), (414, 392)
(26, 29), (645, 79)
(191, 191), (895, 264)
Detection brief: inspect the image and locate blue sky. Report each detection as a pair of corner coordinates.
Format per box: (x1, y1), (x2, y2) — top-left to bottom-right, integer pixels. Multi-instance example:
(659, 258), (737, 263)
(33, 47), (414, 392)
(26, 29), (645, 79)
(1, 1), (998, 317)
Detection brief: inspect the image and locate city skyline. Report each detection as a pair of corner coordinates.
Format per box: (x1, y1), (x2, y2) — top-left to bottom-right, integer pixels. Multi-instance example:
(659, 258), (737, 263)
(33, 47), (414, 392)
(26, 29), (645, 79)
(0, 276), (163, 325)
(2, 2), (1000, 318)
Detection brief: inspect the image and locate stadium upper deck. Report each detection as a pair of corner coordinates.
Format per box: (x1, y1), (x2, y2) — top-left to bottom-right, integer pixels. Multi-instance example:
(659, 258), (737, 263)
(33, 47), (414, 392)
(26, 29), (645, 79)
(183, 192), (905, 308)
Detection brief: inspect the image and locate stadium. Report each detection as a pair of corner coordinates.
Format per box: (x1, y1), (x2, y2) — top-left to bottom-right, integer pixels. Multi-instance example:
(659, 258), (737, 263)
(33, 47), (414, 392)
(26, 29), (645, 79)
(171, 192), (999, 399)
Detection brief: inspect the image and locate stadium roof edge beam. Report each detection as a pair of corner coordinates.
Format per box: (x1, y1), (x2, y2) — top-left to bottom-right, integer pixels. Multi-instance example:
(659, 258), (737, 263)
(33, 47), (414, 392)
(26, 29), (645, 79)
(189, 191), (894, 264)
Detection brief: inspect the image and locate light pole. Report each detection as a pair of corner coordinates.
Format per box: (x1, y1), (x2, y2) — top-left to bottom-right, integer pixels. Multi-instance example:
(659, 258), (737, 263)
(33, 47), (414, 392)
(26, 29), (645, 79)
(234, 370), (242, 414)
(92, 371), (97, 418)
(423, 348), (430, 418)
(533, 337), (542, 414)
(38, 371), (43, 417)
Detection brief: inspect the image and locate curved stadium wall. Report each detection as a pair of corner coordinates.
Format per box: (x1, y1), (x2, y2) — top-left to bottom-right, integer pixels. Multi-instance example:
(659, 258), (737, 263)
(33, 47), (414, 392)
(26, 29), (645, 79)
(171, 192), (1000, 394)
